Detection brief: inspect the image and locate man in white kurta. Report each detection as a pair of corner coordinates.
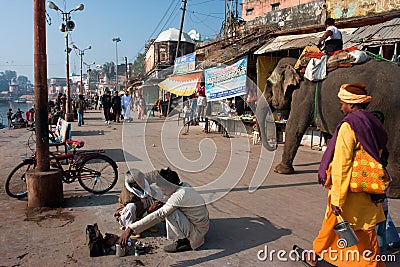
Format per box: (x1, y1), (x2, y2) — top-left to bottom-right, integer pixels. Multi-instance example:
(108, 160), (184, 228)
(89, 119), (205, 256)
(121, 92), (132, 121)
(119, 168), (209, 253)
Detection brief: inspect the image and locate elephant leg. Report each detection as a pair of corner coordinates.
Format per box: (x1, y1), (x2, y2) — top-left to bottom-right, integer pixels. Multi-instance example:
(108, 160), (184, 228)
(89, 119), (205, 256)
(275, 101), (313, 174)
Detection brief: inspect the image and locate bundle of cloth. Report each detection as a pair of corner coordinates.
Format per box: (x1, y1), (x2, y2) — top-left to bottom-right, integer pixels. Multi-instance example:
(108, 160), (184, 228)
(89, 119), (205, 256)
(294, 46), (370, 79)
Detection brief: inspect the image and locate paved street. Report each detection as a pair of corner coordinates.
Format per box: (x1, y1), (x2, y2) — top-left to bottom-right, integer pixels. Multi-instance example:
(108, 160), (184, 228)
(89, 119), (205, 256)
(0, 109), (399, 267)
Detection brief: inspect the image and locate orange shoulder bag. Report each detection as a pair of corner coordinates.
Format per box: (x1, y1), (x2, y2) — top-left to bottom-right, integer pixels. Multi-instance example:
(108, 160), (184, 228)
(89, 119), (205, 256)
(349, 145), (391, 194)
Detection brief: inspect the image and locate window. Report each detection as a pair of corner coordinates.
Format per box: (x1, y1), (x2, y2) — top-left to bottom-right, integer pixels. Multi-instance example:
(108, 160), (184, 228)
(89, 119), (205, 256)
(246, 8), (254, 16)
(271, 3), (280, 11)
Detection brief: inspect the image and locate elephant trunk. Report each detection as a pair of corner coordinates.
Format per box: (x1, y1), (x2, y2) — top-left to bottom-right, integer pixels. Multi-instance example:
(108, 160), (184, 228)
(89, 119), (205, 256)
(256, 93), (276, 151)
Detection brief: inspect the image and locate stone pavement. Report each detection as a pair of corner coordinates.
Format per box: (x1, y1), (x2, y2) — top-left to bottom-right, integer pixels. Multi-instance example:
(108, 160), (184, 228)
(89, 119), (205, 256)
(0, 110), (398, 267)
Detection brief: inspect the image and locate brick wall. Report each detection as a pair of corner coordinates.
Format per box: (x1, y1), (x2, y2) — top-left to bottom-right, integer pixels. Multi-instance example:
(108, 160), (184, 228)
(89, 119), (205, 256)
(245, 0), (326, 30)
(242, 0), (316, 21)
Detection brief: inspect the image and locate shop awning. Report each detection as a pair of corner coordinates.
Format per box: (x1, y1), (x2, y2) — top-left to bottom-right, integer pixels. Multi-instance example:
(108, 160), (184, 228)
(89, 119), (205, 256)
(158, 72), (203, 96)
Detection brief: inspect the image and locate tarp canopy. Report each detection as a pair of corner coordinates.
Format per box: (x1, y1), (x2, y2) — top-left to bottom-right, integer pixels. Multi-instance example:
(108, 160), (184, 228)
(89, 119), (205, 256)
(254, 28), (357, 54)
(158, 72), (203, 96)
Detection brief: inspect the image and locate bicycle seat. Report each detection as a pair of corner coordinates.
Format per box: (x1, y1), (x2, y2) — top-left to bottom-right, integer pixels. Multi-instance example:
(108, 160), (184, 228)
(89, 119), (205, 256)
(66, 139), (85, 149)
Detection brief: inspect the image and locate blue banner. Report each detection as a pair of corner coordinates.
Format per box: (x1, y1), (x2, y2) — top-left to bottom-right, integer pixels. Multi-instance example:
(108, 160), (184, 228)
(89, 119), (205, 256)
(205, 57), (247, 101)
(173, 52), (196, 75)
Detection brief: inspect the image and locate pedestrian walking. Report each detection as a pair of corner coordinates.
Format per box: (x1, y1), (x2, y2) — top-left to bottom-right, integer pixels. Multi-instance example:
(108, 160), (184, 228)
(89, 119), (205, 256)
(137, 94), (146, 120)
(112, 91), (122, 123)
(102, 90), (112, 124)
(294, 83), (387, 267)
(76, 94), (85, 126)
(122, 91), (133, 122)
(6, 108), (13, 128)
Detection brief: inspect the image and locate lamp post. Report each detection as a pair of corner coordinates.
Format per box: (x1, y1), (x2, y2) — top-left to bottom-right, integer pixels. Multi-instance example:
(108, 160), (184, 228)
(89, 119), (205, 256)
(72, 44), (91, 95)
(112, 37), (121, 91)
(83, 61), (95, 97)
(48, 1), (84, 122)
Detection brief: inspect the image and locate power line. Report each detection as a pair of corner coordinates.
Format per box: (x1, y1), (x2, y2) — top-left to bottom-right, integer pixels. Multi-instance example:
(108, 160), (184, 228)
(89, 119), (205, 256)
(146, 0), (177, 42)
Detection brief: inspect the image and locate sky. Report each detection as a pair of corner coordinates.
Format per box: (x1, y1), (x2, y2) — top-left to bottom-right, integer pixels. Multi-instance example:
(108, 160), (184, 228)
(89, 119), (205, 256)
(0, 0), (228, 82)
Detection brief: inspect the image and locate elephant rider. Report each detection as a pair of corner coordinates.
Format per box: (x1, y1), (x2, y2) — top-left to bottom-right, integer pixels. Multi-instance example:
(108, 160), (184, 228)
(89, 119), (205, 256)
(317, 18), (343, 55)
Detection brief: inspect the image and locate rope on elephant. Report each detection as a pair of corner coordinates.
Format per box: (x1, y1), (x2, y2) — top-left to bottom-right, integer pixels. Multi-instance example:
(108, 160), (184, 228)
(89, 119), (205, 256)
(365, 51), (398, 65)
(314, 82), (319, 125)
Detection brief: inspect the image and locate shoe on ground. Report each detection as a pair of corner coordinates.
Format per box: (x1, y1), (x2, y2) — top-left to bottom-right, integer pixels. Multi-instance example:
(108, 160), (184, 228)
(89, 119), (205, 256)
(163, 238), (192, 253)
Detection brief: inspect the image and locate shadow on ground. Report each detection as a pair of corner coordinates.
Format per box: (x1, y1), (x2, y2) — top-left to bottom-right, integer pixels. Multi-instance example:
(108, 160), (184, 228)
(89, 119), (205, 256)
(63, 193), (119, 208)
(173, 216), (291, 266)
(199, 181), (318, 195)
(102, 148), (140, 163)
(72, 130), (106, 136)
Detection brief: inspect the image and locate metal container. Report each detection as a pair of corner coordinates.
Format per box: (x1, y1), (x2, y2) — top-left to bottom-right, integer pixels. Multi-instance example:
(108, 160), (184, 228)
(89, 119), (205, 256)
(115, 243), (126, 257)
(334, 215), (359, 248)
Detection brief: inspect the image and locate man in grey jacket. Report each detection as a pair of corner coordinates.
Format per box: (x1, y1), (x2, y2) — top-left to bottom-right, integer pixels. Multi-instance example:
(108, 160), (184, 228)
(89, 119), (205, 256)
(119, 168), (209, 253)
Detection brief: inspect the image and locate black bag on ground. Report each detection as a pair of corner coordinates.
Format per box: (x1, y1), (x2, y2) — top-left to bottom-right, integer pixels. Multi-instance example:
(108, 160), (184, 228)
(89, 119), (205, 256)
(86, 223), (105, 257)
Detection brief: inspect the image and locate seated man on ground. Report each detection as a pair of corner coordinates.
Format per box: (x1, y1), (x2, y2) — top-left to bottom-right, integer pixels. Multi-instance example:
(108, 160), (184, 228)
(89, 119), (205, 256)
(114, 169), (163, 236)
(119, 167), (210, 253)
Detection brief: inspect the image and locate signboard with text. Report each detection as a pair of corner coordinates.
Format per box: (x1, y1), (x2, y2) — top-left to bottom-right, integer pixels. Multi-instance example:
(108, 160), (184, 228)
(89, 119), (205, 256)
(173, 52), (196, 75)
(205, 57), (247, 101)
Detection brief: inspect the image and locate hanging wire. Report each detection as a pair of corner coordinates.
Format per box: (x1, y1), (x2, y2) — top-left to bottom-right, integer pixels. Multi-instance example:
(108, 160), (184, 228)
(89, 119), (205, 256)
(46, 11), (52, 26)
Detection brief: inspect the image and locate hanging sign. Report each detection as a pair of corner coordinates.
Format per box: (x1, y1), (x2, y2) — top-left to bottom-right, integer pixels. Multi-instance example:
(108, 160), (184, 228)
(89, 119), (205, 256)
(205, 57), (247, 101)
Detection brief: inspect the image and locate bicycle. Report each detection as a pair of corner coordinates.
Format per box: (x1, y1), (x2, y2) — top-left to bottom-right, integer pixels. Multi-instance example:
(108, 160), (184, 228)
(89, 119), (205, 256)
(5, 137), (119, 199)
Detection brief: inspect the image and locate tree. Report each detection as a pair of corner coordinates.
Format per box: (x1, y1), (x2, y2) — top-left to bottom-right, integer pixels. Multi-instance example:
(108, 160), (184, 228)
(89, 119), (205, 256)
(0, 70), (17, 92)
(131, 53), (145, 79)
(17, 75), (30, 94)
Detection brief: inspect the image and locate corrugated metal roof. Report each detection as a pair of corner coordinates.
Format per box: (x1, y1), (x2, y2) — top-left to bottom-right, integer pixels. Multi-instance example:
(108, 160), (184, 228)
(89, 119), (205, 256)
(347, 18), (400, 46)
(254, 29), (356, 54)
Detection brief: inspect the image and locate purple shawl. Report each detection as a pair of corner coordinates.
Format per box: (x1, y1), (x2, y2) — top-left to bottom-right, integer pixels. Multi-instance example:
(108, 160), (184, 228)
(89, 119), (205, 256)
(318, 110), (388, 185)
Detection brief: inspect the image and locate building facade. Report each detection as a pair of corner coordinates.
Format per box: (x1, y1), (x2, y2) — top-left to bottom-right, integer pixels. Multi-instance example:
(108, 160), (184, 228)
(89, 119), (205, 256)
(241, 0), (314, 21)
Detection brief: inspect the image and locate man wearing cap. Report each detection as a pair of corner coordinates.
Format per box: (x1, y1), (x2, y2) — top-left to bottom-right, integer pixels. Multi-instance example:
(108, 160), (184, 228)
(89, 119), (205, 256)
(119, 168), (209, 253)
(294, 83), (387, 266)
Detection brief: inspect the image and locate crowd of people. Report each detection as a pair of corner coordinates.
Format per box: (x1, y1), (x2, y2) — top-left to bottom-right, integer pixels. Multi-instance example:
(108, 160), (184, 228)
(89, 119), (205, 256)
(6, 107), (35, 129)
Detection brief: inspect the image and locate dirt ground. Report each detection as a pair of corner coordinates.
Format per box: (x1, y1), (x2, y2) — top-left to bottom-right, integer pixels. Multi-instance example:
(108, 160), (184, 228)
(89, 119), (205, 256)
(0, 110), (398, 266)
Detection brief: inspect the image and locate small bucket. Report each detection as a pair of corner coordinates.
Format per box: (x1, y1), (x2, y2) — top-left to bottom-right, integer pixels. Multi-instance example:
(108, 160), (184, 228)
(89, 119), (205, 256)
(333, 215), (359, 248)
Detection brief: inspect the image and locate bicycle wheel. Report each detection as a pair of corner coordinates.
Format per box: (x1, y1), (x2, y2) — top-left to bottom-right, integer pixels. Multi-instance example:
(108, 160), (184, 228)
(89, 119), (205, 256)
(5, 161), (33, 198)
(77, 155), (118, 194)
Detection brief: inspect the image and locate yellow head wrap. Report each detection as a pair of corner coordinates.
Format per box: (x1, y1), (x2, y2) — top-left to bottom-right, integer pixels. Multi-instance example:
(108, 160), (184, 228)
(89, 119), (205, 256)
(337, 83), (372, 104)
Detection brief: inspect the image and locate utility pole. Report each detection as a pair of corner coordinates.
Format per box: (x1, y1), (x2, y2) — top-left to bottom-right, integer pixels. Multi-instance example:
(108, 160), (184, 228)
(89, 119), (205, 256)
(112, 37), (121, 91)
(224, 0), (238, 39)
(125, 56), (128, 89)
(168, 0), (187, 116)
(34, 0), (50, 172)
(29, 0), (63, 208)
(175, 0), (187, 61)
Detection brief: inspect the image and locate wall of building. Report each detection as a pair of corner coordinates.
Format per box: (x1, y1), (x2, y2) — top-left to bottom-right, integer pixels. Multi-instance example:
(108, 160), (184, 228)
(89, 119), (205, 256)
(245, 0), (326, 29)
(327, 0), (400, 19)
(242, 0), (315, 21)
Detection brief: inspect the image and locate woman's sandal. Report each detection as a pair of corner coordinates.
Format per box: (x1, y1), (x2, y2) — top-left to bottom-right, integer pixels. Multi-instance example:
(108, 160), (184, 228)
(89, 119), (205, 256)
(292, 245), (317, 267)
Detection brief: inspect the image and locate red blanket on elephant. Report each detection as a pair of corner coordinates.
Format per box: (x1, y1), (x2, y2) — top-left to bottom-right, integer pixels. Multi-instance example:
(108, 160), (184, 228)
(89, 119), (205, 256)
(296, 46), (360, 76)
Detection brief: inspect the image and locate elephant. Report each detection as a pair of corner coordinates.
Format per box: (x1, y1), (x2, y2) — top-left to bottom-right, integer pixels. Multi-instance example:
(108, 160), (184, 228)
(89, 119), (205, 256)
(256, 57), (400, 198)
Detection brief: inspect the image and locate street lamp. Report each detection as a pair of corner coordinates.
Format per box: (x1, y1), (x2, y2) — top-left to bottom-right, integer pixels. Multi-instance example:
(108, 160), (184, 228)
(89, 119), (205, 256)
(48, 1), (84, 122)
(83, 61), (95, 97)
(112, 37), (121, 91)
(72, 44), (91, 95)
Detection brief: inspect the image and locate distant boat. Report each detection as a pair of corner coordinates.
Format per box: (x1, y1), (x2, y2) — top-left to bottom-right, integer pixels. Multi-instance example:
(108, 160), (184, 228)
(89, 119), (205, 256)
(14, 98), (27, 103)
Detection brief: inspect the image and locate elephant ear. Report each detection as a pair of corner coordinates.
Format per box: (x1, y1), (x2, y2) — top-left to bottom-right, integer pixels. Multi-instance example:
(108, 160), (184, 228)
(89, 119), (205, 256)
(281, 64), (301, 98)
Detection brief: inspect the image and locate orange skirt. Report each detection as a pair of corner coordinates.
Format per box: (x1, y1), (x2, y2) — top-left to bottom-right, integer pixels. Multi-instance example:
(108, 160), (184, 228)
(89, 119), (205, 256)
(313, 200), (385, 267)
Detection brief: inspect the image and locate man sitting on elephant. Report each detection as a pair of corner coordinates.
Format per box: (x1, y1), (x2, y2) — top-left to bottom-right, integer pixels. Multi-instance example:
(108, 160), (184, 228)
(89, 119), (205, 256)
(317, 18), (343, 55)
